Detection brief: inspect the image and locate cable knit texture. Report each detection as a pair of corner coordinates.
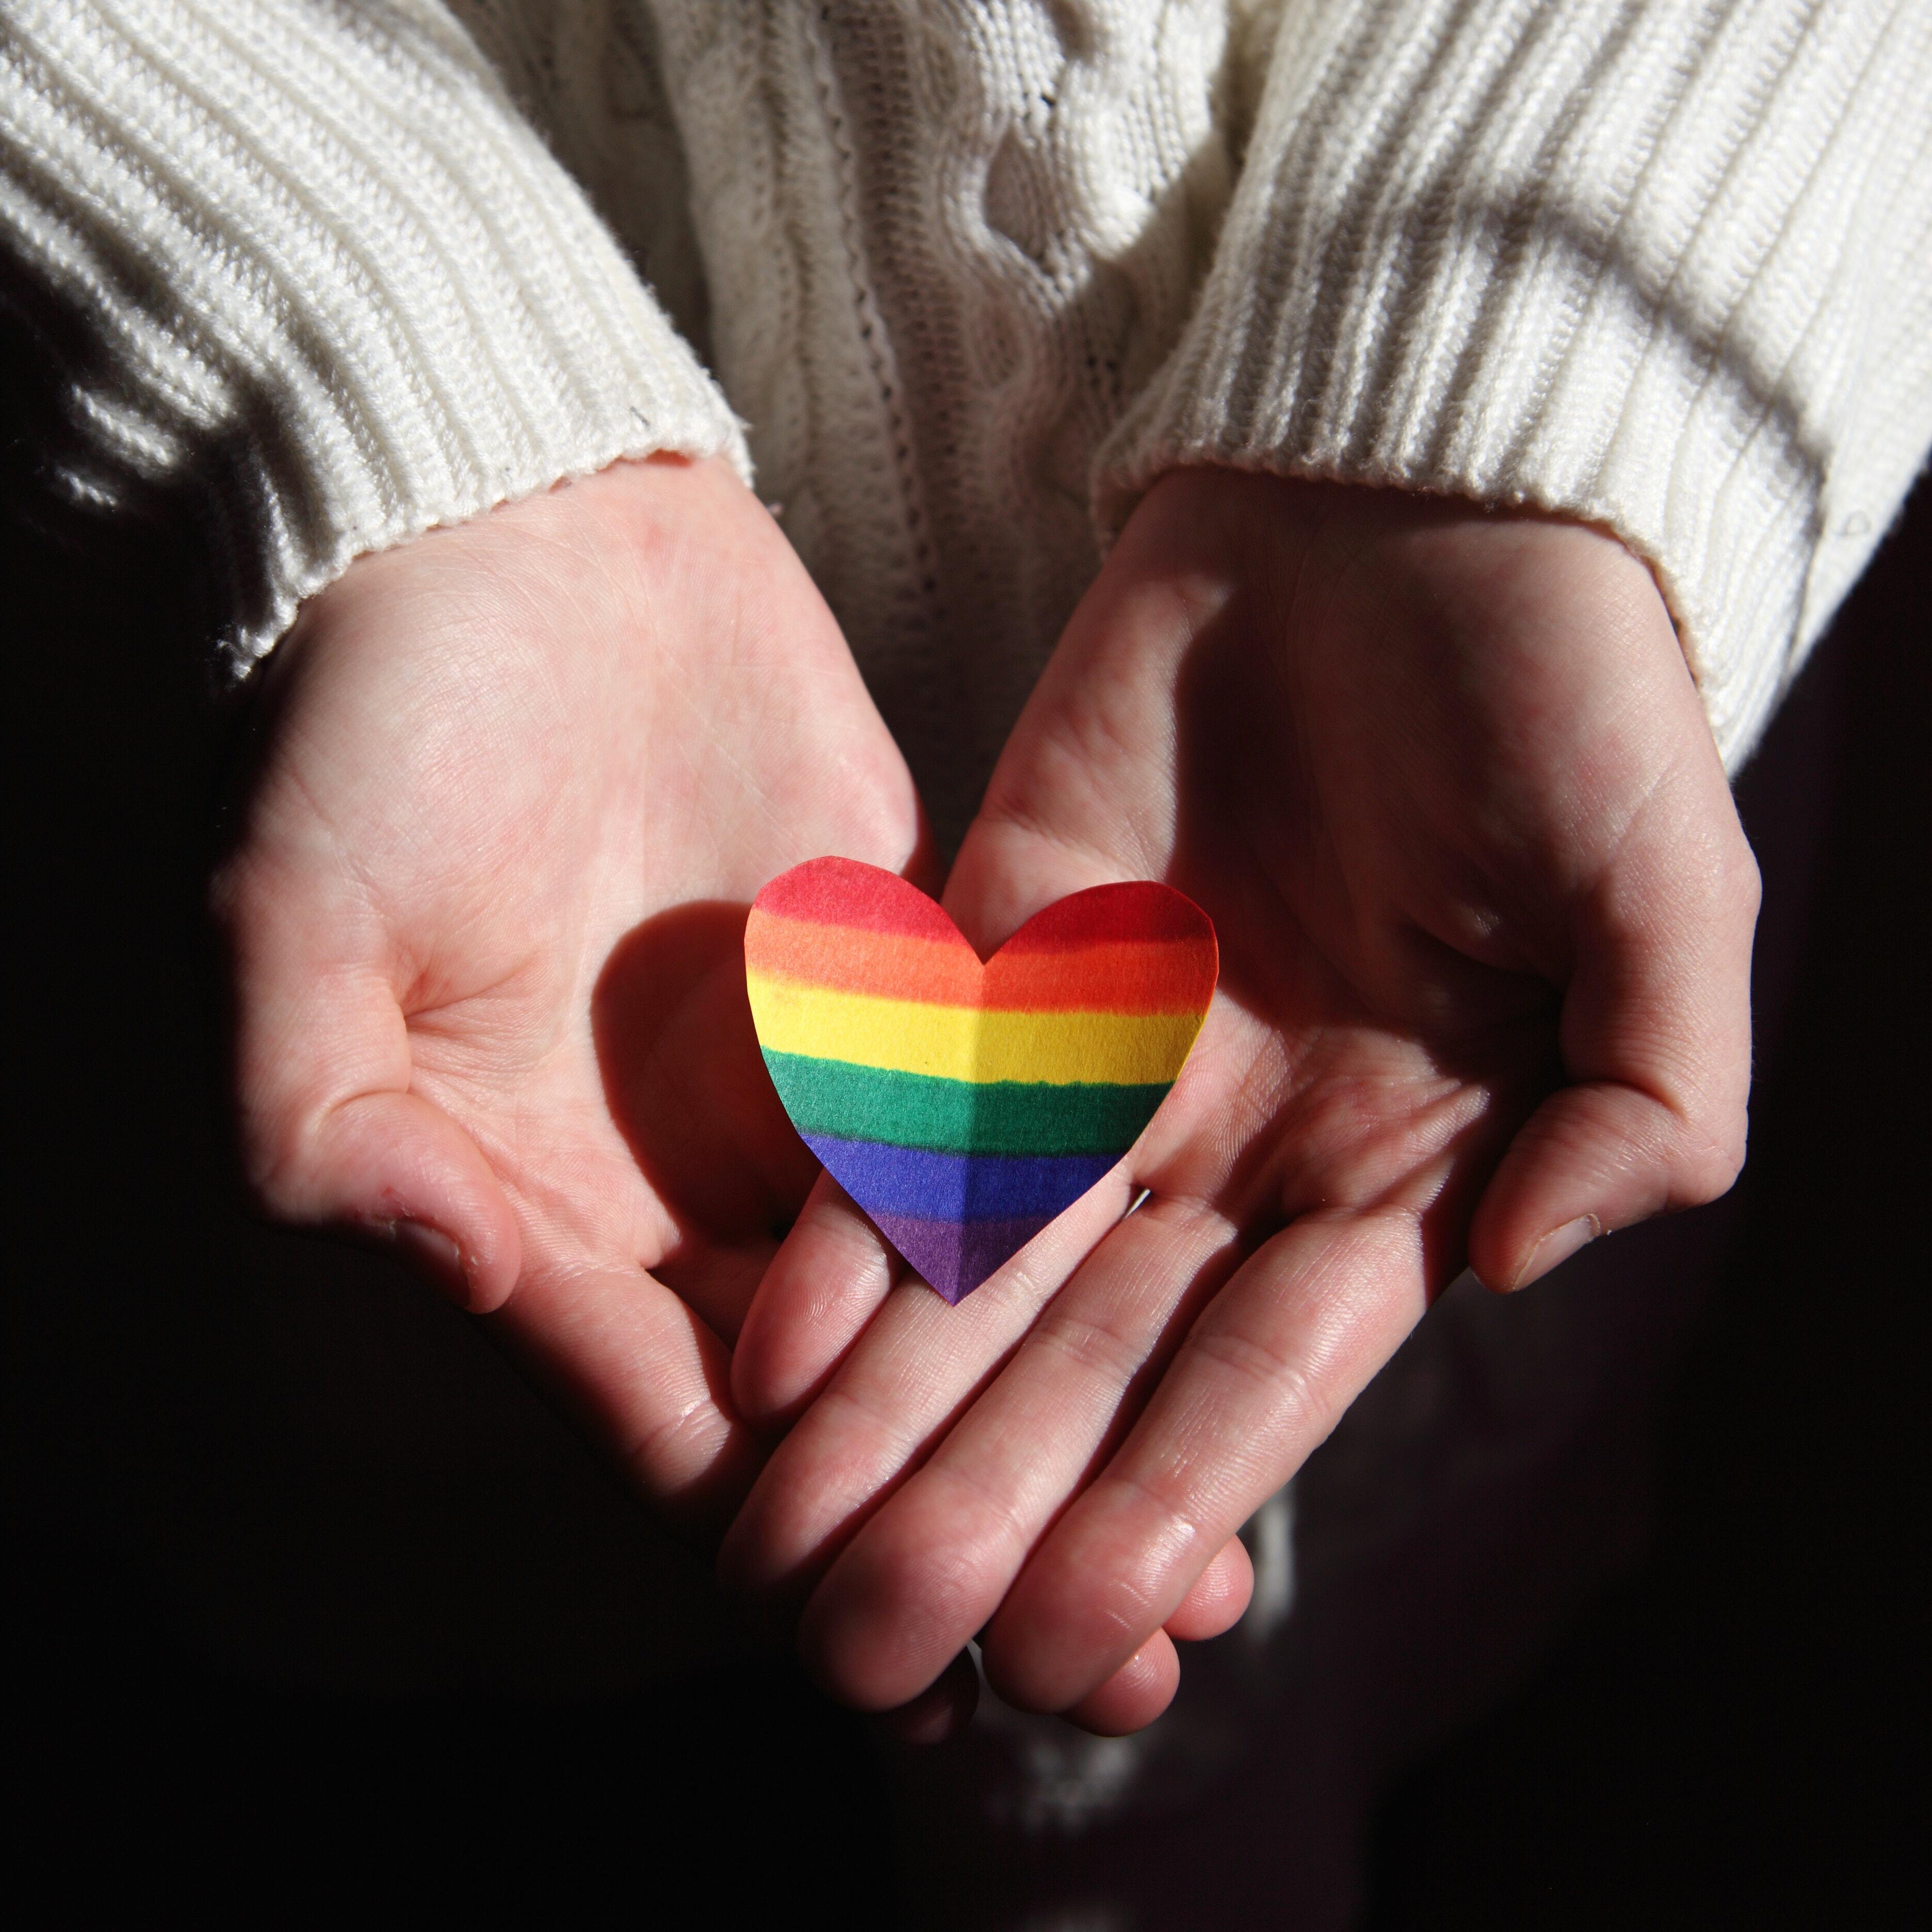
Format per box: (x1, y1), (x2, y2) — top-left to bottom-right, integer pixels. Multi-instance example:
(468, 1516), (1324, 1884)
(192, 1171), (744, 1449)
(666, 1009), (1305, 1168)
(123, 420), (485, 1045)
(2, 1), (1928, 808)
(0, 0), (747, 674)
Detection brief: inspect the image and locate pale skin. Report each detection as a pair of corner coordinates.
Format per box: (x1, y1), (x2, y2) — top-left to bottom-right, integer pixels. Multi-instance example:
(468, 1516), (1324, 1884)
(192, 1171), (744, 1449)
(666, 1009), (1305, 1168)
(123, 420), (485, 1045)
(212, 453), (927, 1534)
(218, 455), (1758, 1740)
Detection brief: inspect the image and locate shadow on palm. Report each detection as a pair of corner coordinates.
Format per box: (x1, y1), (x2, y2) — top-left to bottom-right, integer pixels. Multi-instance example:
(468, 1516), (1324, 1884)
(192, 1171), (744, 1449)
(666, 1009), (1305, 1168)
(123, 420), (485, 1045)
(1145, 572), (1561, 1295)
(591, 899), (818, 1345)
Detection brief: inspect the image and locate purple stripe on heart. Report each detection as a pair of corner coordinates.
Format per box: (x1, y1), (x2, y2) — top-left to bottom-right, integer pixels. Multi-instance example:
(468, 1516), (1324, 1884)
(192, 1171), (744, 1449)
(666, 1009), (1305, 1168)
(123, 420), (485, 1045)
(800, 1134), (1116, 1221)
(864, 1211), (1058, 1306)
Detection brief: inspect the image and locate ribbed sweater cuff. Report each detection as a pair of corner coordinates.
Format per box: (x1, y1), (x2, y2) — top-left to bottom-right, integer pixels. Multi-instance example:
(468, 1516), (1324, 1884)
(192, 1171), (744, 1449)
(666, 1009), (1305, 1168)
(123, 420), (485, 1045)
(1098, 0), (1932, 771)
(0, 0), (749, 674)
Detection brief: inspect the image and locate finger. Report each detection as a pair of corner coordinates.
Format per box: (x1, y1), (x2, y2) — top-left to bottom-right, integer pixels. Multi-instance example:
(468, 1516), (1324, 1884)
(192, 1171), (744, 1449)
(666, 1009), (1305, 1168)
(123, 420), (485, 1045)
(731, 1170), (904, 1429)
(716, 1169), (1136, 1633)
(872, 1649), (980, 1747)
(285, 1086), (523, 1312)
(1468, 754), (1760, 1292)
(1163, 1534), (1252, 1643)
(494, 1261), (763, 1539)
(1061, 1631), (1180, 1736)
(219, 854), (521, 1311)
(740, 778), (1174, 1699)
(980, 1204), (1428, 1714)
(792, 1194), (1236, 1710)
(652, 1237), (780, 1354)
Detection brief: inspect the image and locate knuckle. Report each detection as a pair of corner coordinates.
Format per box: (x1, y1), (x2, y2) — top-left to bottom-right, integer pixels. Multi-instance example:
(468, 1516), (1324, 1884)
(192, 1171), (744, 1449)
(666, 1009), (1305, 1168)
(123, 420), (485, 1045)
(1187, 1321), (1302, 1413)
(812, 1380), (931, 1487)
(921, 1458), (1035, 1577)
(1103, 1470), (1212, 1605)
(817, 1539), (988, 1707)
(1033, 1306), (1146, 1387)
(884, 1533), (988, 1641)
(622, 1394), (731, 1507)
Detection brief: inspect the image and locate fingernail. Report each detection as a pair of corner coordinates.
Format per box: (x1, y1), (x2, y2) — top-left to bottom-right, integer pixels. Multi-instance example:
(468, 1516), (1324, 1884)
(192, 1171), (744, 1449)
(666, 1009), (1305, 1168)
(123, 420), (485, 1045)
(1513, 1215), (1601, 1291)
(394, 1219), (469, 1300)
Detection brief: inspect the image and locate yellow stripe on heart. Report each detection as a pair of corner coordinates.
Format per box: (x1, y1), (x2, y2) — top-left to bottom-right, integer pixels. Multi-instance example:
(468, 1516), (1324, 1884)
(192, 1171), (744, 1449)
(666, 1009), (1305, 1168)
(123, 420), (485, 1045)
(746, 969), (1204, 1087)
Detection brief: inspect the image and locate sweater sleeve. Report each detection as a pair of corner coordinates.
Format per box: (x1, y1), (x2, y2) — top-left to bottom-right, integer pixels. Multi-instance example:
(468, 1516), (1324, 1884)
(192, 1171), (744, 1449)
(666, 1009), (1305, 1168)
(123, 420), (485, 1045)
(1095, 0), (1932, 770)
(0, 0), (748, 676)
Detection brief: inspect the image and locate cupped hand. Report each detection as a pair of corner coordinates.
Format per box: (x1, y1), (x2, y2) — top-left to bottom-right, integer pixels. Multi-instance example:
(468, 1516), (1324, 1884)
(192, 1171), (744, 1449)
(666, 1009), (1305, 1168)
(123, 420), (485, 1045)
(213, 454), (923, 1530)
(720, 468), (1758, 1732)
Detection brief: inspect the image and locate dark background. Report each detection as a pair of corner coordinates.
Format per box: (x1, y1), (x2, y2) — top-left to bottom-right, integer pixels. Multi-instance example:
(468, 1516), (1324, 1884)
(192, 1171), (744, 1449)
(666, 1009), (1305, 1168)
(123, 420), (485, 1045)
(3, 277), (1923, 1925)
(1360, 486), (1927, 1929)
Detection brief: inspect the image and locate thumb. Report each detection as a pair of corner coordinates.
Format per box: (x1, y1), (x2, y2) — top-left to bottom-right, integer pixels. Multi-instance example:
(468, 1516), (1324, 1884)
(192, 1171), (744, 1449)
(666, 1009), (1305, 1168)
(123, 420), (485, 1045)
(217, 855), (521, 1312)
(1467, 766), (1760, 1292)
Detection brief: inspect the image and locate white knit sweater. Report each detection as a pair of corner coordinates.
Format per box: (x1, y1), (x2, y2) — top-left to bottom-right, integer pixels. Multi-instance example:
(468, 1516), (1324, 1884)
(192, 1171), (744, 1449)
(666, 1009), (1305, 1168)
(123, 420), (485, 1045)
(3, 0), (1928, 839)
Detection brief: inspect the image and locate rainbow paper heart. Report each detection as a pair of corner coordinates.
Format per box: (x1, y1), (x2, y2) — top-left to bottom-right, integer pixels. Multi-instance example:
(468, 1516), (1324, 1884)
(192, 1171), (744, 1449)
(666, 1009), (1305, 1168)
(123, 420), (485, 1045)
(745, 858), (1218, 1303)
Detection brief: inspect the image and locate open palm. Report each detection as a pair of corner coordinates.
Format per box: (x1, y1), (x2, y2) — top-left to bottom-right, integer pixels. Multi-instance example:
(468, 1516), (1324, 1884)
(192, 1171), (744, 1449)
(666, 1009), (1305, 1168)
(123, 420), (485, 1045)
(215, 455), (924, 1528)
(722, 468), (1758, 1731)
